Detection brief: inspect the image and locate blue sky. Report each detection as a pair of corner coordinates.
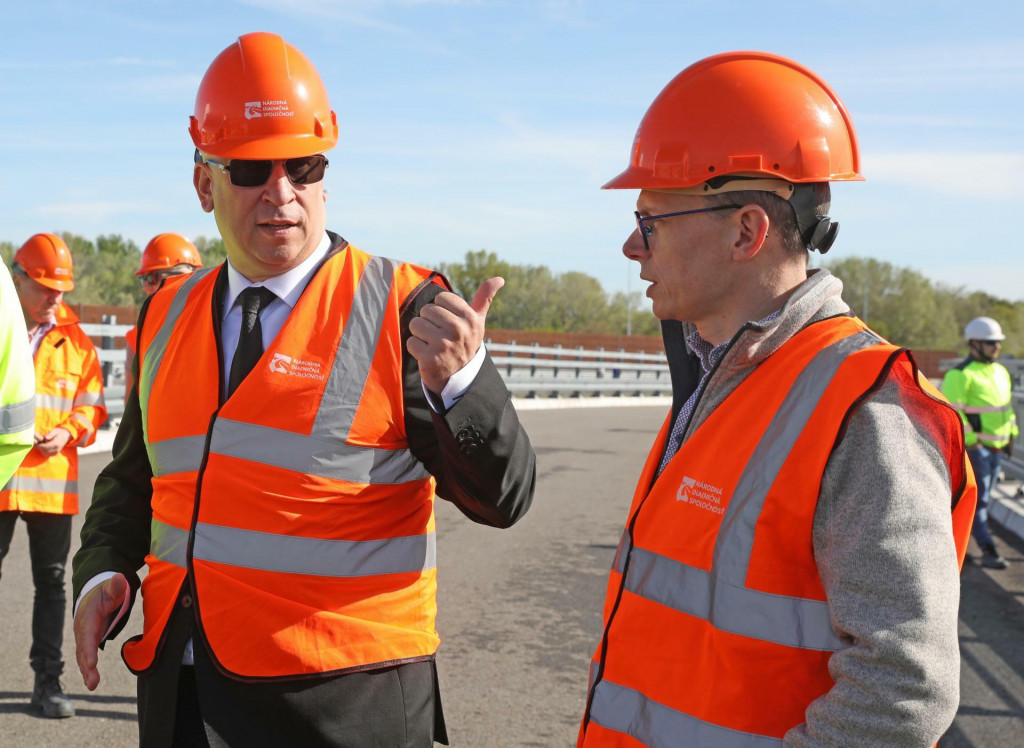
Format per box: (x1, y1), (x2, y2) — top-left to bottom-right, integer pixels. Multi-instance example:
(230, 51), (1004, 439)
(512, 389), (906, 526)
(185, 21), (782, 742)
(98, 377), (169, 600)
(3, 1), (1023, 301)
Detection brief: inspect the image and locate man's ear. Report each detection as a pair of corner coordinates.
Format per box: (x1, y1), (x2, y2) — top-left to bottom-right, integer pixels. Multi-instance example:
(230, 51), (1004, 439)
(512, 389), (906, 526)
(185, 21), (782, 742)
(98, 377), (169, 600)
(730, 204), (770, 262)
(194, 165), (215, 214)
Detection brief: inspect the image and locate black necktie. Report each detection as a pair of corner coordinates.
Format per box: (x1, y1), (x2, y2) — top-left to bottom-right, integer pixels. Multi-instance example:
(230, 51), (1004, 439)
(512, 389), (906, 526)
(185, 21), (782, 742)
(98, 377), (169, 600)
(227, 286), (276, 396)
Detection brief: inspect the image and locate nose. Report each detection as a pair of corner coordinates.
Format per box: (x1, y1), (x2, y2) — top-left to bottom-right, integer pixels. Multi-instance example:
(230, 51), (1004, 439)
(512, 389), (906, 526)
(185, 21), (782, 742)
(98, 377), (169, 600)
(263, 161), (296, 205)
(622, 227), (648, 261)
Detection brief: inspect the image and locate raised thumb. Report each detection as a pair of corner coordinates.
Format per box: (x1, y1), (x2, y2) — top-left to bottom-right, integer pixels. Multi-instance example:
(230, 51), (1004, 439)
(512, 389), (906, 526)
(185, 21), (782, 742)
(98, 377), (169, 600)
(470, 277), (505, 317)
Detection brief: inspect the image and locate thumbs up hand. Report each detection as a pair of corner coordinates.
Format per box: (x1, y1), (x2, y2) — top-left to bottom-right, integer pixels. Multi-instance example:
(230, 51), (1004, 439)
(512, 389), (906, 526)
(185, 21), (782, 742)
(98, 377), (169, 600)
(407, 277), (504, 395)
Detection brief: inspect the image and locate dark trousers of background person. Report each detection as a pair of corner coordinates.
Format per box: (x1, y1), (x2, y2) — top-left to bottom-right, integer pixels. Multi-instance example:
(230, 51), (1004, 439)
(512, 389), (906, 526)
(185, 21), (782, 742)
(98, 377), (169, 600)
(0, 510), (73, 676)
(967, 445), (1003, 549)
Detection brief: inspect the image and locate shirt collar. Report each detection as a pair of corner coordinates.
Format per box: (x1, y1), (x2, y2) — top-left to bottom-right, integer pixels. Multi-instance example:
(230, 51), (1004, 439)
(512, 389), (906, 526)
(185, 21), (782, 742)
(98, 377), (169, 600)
(224, 233), (332, 313)
(686, 308), (784, 375)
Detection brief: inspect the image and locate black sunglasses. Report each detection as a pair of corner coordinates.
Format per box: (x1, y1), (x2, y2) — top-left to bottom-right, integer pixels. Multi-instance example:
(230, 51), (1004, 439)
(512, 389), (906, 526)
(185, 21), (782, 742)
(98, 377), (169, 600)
(194, 149), (328, 188)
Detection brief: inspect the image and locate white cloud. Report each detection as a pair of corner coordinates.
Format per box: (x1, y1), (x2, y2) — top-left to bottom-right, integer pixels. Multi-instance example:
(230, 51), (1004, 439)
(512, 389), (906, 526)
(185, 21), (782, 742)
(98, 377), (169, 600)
(865, 151), (1024, 196)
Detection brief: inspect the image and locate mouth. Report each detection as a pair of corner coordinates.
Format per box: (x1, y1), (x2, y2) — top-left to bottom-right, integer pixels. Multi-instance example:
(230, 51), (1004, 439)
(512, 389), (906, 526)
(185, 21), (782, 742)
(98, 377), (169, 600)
(258, 219), (299, 235)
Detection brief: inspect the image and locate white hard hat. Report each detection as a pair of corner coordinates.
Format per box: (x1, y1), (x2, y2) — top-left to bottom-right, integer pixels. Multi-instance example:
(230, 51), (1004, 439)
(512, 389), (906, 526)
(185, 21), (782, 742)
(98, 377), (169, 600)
(964, 316), (1005, 342)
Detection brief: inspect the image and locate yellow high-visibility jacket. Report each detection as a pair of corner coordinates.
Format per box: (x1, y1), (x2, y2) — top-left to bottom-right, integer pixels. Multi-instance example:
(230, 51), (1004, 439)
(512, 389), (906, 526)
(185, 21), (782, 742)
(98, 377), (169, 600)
(941, 357), (1018, 449)
(0, 262), (35, 487)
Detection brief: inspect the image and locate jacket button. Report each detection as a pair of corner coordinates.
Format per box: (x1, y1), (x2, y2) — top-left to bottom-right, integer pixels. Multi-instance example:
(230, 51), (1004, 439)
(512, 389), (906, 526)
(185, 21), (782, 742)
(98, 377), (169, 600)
(181, 594), (193, 608)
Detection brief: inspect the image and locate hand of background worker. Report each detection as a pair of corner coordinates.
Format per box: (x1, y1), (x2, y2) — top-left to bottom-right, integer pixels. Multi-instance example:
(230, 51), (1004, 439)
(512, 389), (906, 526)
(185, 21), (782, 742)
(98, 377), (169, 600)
(1005, 441), (1014, 459)
(74, 573), (129, 691)
(407, 277), (504, 395)
(35, 427), (72, 457)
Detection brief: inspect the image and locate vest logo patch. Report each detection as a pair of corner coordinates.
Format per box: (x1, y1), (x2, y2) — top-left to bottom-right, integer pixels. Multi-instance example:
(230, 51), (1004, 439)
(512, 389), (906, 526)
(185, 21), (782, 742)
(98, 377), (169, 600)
(677, 475), (726, 515)
(268, 352), (326, 381)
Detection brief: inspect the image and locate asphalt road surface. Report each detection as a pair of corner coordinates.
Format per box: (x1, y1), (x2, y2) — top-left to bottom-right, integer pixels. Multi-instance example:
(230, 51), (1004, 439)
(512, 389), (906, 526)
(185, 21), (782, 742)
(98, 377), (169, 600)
(1, 406), (1021, 746)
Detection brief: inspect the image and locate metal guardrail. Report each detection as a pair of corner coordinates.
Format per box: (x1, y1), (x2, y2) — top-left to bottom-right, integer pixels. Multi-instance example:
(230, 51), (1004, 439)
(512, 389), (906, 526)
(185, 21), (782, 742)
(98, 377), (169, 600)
(488, 341), (670, 398)
(80, 322), (673, 427)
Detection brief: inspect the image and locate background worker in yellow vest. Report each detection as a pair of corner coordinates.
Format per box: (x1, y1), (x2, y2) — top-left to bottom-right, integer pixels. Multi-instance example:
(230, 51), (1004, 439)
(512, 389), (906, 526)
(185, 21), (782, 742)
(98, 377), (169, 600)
(2, 233), (107, 719)
(72, 32), (535, 747)
(0, 260), (35, 486)
(578, 53), (976, 748)
(123, 233), (203, 403)
(942, 316), (1017, 570)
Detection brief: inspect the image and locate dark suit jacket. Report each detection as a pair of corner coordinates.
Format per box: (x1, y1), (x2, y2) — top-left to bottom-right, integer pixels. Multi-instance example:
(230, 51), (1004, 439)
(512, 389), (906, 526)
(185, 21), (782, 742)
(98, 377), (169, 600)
(72, 233), (537, 747)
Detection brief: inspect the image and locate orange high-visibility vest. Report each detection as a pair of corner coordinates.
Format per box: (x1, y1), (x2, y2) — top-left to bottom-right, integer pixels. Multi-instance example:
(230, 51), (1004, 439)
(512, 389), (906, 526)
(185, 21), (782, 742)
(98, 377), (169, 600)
(122, 245), (447, 679)
(1, 303), (107, 514)
(579, 316), (976, 747)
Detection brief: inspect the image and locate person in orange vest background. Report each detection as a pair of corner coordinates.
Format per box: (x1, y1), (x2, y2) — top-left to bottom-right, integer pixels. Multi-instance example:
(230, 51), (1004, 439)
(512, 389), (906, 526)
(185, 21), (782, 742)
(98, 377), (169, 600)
(72, 32), (535, 747)
(123, 233), (203, 403)
(2, 233), (107, 719)
(577, 53), (977, 747)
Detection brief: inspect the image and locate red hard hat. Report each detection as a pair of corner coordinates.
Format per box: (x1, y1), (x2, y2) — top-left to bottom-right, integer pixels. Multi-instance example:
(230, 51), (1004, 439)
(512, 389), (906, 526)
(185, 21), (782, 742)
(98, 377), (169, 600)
(14, 233), (74, 291)
(189, 32), (338, 160)
(137, 233), (203, 275)
(604, 51), (863, 190)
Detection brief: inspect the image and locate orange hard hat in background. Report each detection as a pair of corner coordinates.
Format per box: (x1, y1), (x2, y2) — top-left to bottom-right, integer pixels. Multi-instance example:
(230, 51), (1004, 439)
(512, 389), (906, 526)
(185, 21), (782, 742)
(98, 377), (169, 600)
(137, 233), (203, 275)
(603, 51), (863, 191)
(190, 32), (339, 160)
(14, 233), (75, 291)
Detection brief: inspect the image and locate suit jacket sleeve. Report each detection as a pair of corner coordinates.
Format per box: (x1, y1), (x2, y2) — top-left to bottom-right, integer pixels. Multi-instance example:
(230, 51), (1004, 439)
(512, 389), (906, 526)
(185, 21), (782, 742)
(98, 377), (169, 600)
(71, 307), (153, 640)
(400, 280), (536, 528)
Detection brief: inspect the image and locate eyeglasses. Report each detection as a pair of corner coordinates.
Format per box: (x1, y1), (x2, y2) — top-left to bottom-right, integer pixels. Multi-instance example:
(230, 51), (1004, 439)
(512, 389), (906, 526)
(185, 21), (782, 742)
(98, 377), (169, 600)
(139, 268), (192, 287)
(634, 205), (742, 251)
(194, 149), (329, 188)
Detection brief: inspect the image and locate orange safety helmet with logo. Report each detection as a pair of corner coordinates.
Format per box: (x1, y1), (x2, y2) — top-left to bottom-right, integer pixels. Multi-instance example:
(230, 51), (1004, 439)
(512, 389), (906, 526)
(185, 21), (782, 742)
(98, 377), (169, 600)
(136, 233), (203, 276)
(579, 51), (977, 748)
(189, 31), (338, 159)
(605, 50), (863, 255)
(13, 233), (75, 291)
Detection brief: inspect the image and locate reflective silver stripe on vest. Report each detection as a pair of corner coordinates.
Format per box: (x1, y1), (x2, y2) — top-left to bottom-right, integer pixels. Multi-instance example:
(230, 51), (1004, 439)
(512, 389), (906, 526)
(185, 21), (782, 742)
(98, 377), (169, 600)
(73, 390), (105, 408)
(151, 518), (188, 568)
(150, 518), (436, 577)
(590, 680), (781, 748)
(618, 330), (881, 651)
(714, 330), (882, 586)
(1, 475), (77, 494)
(0, 396), (34, 434)
(148, 436), (208, 477)
(210, 418), (429, 485)
(624, 545), (840, 651)
(36, 394), (73, 412)
(975, 432), (1009, 443)
(959, 404), (1011, 414)
(71, 412), (96, 438)
(139, 268), (217, 441)
(312, 255), (396, 440)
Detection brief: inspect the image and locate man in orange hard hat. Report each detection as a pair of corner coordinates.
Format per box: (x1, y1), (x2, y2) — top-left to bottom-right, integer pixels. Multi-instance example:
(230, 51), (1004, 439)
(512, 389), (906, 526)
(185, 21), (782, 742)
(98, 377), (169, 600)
(123, 233), (203, 402)
(578, 52), (976, 747)
(72, 32), (535, 746)
(3, 233), (107, 719)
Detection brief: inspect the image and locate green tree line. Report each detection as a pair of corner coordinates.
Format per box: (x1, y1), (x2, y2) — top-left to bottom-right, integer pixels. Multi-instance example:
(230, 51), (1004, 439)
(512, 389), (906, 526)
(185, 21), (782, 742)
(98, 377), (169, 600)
(824, 257), (1024, 356)
(1, 234), (227, 308)
(3, 235), (1021, 353)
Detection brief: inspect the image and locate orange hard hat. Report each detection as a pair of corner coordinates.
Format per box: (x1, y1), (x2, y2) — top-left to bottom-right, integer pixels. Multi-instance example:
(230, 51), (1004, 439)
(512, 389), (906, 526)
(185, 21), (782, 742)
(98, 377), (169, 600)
(190, 32), (338, 160)
(137, 233), (203, 275)
(604, 51), (863, 191)
(13, 233), (74, 291)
